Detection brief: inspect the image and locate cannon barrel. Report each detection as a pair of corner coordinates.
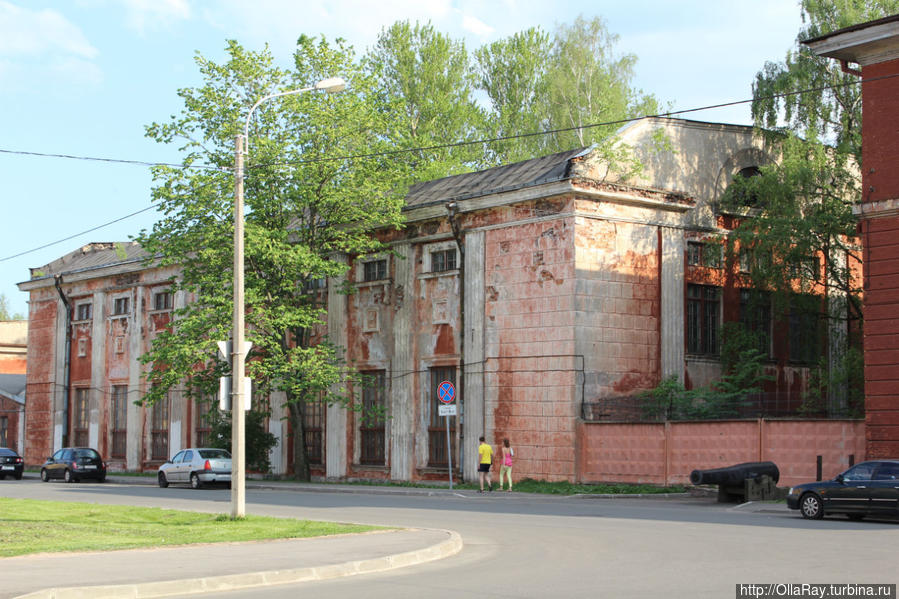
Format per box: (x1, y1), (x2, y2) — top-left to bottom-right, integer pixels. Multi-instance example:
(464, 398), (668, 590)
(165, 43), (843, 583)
(689, 461), (779, 486)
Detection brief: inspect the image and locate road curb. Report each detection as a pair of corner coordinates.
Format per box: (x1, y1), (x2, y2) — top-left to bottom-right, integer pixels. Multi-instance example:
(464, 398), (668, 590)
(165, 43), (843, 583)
(14, 528), (463, 599)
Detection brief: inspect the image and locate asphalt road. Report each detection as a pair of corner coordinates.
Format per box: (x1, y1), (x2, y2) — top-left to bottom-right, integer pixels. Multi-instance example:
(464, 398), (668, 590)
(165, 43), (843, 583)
(3, 478), (898, 598)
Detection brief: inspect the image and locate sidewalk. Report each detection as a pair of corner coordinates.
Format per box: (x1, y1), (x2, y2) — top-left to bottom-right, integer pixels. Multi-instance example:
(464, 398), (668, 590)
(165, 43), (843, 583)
(7, 527), (462, 599)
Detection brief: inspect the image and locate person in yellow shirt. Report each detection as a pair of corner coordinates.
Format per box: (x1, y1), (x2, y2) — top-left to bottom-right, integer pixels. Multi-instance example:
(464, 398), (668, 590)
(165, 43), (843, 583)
(477, 436), (493, 493)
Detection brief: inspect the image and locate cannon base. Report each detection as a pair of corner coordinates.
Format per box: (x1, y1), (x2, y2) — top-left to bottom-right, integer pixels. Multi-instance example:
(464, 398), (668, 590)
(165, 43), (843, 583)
(715, 474), (781, 503)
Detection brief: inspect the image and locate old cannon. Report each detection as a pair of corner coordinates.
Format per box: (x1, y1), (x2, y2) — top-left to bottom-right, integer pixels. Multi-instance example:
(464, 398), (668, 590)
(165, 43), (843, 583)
(690, 461), (780, 503)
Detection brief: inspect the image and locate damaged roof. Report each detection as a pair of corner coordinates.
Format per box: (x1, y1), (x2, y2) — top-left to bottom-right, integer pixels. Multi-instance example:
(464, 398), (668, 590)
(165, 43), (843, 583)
(404, 147), (591, 208)
(28, 242), (148, 280)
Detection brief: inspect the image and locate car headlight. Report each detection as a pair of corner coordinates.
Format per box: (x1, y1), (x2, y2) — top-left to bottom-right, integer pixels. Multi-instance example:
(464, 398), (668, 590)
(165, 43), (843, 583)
(788, 487), (798, 495)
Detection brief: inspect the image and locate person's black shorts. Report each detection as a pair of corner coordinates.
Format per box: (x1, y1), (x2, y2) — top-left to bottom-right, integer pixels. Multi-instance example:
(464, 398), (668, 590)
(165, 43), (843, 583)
(478, 463), (491, 473)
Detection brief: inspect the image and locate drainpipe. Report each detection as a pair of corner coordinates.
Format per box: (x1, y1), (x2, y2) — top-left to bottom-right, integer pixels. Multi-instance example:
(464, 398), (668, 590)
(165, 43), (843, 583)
(446, 201), (465, 481)
(54, 275), (72, 449)
(839, 60), (861, 78)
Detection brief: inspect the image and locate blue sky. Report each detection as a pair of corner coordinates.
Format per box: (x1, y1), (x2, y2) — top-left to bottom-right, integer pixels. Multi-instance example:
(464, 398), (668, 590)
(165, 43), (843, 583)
(0, 0), (803, 317)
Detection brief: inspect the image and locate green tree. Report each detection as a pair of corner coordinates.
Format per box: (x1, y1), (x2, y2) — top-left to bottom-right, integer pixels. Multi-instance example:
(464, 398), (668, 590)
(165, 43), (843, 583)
(0, 293), (24, 320)
(474, 27), (553, 164)
(544, 16), (660, 154)
(724, 0), (899, 414)
(366, 21), (486, 181)
(138, 37), (405, 481)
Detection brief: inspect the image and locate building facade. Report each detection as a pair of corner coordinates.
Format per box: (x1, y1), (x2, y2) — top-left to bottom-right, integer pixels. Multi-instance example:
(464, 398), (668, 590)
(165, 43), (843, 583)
(18, 118), (852, 480)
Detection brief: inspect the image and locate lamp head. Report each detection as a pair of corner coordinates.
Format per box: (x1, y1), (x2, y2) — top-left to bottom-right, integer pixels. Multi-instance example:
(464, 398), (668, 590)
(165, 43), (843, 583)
(314, 77), (347, 93)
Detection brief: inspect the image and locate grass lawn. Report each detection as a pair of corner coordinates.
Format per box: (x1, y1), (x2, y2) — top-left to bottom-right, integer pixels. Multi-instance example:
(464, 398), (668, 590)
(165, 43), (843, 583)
(0, 498), (382, 558)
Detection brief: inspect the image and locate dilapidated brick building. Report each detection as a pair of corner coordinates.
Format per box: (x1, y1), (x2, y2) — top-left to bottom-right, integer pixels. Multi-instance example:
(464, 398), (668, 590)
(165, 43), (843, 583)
(19, 117), (851, 481)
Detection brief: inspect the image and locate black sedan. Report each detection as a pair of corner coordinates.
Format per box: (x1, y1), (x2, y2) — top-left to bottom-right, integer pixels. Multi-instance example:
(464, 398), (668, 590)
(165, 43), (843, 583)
(787, 460), (899, 520)
(40, 447), (107, 483)
(0, 447), (24, 480)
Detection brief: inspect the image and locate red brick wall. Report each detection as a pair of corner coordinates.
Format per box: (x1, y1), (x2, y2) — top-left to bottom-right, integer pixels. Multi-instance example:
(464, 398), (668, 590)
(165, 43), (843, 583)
(486, 218), (578, 481)
(578, 419), (865, 487)
(861, 215), (899, 458)
(24, 298), (58, 465)
(859, 57), (899, 459)
(862, 58), (899, 205)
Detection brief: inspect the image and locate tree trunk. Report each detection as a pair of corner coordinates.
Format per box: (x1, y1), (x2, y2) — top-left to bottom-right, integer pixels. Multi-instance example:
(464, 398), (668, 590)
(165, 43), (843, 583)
(287, 396), (311, 482)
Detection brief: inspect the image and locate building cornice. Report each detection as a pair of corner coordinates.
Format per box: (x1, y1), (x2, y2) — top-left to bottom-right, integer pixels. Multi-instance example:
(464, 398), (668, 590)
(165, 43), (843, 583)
(17, 257), (160, 292)
(853, 197), (899, 219)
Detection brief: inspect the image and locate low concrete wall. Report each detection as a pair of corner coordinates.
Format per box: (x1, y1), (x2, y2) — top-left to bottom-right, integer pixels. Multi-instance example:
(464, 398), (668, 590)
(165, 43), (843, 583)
(577, 419), (866, 487)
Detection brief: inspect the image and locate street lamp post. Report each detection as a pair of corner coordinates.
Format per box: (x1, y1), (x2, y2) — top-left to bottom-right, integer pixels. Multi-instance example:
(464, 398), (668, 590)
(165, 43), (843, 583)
(231, 76), (346, 519)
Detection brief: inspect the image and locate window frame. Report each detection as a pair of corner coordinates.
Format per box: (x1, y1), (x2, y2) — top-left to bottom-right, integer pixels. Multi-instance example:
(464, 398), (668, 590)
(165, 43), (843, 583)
(112, 295), (130, 316)
(111, 384), (128, 458)
(362, 259), (388, 282)
(359, 370), (387, 465)
(686, 284), (721, 356)
(153, 290), (173, 311)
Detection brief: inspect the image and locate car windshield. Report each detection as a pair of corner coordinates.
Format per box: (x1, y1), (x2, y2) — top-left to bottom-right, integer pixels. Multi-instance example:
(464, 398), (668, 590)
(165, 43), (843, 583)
(199, 449), (231, 459)
(841, 463), (877, 481)
(74, 449), (100, 459)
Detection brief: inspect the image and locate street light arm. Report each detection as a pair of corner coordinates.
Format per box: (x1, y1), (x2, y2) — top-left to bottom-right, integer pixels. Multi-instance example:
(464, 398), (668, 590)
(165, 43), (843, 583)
(242, 77), (347, 152)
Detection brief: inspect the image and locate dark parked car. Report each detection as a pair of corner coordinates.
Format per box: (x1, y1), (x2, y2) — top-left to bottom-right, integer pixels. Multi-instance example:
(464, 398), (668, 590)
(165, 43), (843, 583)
(41, 447), (107, 483)
(158, 448), (232, 489)
(787, 460), (899, 520)
(0, 447), (24, 480)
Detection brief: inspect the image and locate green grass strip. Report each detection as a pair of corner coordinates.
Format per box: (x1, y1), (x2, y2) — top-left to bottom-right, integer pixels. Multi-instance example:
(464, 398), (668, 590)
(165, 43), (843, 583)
(0, 498), (380, 557)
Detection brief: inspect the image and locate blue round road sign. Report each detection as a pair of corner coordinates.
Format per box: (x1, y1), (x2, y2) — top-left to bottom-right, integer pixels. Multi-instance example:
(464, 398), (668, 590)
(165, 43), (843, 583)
(437, 381), (455, 404)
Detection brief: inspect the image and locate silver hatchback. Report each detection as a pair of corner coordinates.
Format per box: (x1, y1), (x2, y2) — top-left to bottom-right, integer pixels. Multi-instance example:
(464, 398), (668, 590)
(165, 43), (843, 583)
(158, 448), (232, 489)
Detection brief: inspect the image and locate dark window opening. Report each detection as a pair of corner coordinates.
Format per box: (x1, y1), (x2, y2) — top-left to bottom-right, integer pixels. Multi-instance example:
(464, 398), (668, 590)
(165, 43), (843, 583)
(431, 249), (457, 273)
(363, 259), (387, 282)
(687, 284), (720, 356)
(111, 385), (127, 458)
(359, 371), (386, 465)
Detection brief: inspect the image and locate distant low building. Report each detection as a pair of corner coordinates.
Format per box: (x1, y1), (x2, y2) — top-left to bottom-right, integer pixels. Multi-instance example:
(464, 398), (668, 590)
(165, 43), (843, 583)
(0, 373), (25, 453)
(0, 320), (27, 375)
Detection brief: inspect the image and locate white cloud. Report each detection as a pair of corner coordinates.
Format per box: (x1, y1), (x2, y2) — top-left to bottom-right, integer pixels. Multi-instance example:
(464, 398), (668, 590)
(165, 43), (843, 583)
(460, 13), (494, 38)
(123, 0), (190, 35)
(0, 1), (98, 58)
(0, 1), (101, 92)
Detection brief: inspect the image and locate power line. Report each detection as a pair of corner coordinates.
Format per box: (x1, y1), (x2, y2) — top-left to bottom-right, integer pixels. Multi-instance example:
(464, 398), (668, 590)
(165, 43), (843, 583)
(0, 148), (225, 171)
(0, 175), (230, 263)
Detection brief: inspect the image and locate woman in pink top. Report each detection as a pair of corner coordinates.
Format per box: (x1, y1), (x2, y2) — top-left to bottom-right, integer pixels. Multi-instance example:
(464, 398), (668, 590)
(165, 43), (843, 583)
(499, 438), (514, 492)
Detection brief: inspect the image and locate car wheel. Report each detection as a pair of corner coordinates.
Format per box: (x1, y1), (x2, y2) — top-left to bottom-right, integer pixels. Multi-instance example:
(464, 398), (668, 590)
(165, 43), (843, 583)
(97, 472), (106, 483)
(158, 472), (169, 488)
(190, 472), (202, 490)
(847, 513), (865, 521)
(63, 469), (75, 483)
(40, 469), (49, 482)
(15, 472), (23, 480)
(0, 474), (5, 480)
(800, 492), (824, 519)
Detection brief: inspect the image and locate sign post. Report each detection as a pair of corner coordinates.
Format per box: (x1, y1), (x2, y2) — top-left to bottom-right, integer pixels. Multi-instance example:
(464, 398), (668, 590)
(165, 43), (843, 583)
(437, 380), (456, 490)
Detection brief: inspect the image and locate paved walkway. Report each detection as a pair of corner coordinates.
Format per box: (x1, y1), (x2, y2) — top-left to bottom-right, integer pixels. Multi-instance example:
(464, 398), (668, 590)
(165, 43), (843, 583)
(7, 526), (460, 599)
